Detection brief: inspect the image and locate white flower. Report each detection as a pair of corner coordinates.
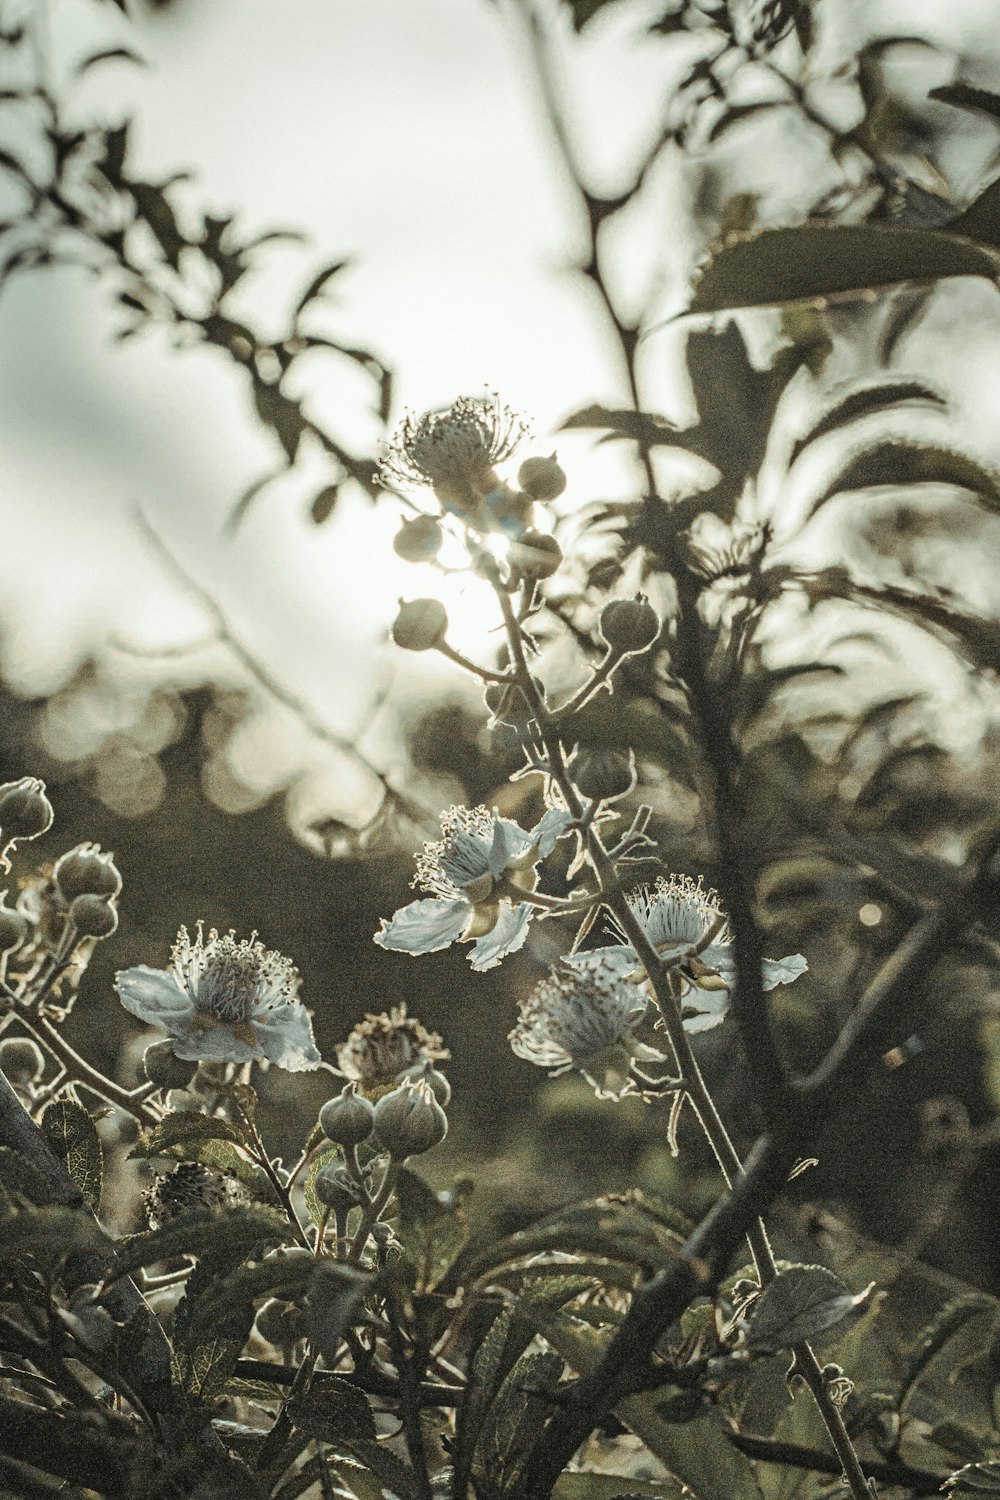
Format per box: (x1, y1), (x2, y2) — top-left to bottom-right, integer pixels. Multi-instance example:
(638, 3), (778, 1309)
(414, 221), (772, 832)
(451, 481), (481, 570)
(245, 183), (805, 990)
(577, 874), (807, 1032)
(509, 958), (666, 1100)
(377, 393), (527, 522)
(115, 924), (320, 1071)
(374, 804), (572, 972)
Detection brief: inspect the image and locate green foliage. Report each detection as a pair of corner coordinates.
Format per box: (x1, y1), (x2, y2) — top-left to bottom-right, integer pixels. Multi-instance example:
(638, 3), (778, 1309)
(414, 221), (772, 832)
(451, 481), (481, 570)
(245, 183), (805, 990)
(394, 1166), (470, 1291)
(744, 1266), (875, 1354)
(40, 1098), (103, 1212)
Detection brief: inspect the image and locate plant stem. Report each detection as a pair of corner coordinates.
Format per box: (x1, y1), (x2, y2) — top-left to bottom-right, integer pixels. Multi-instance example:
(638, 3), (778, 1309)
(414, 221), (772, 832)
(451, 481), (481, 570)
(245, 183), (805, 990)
(18, 1013), (160, 1128)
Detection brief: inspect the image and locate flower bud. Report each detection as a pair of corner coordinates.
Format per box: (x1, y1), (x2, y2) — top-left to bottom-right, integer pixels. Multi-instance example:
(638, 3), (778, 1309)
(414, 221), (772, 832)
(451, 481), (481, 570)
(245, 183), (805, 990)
(399, 1060), (452, 1107)
(508, 530), (562, 579)
(0, 892), (28, 953)
(393, 515), (443, 564)
(67, 894), (118, 940)
(572, 748), (637, 804)
(373, 1080), (448, 1159)
(392, 598), (448, 652)
(518, 455), (567, 501)
(318, 1082), (376, 1147)
(314, 1162), (362, 1212)
(143, 1038), (198, 1091)
(0, 1037), (45, 1085)
(598, 595), (660, 655)
(54, 843), (122, 902)
(0, 778), (54, 845)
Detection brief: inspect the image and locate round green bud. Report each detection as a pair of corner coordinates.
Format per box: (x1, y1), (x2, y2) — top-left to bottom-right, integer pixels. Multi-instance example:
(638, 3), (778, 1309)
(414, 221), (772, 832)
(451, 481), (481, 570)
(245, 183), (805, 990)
(68, 894), (118, 940)
(0, 778), (54, 845)
(391, 598), (449, 652)
(0, 893), (27, 954)
(393, 515), (443, 564)
(373, 1080), (448, 1160)
(0, 1037), (45, 1085)
(318, 1082), (375, 1147)
(143, 1039), (198, 1091)
(598, 595), (660, 655)
(54, 843), (122, 902)
(572, 748), (637, 804)
(518, 455), (567, 501)
(399, 1061), (451, 1107)
(508, 530), (562, 580)
(314, 1162), (361, 1212)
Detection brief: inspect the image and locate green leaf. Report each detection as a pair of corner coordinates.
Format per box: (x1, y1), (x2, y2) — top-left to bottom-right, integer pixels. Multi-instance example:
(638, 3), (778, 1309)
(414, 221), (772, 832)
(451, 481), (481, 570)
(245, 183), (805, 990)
(0, 1145), (51, 1205)
(472, 1349), (564, 1499)
(105, 1204), (292, 1284)
(286, 1373), (376, 1444)
(554, 1477), (686, 1500)
(899, 1294), (999, 1418)
(464, 1194), (685, 1286)
(129, 1109), (248, 1160)
(303, 1142), (342, 1228)
(931, 82), (1000, 124)
(196, 1248), (315, 1328)
(946, 1461), (1000, 1495)
(745, 1265), (875, 1353)
(344, 1439), (418, 1500)
(806, 441), (1000, 522)
(789, 380), (946, 466)
(688, 225), (1000, 314)
(395, 1167), (469, 1292)
(40, 1101), (102, 1213)
(148, 1135), (277, 1199)
(0, 1204), (108, 1265)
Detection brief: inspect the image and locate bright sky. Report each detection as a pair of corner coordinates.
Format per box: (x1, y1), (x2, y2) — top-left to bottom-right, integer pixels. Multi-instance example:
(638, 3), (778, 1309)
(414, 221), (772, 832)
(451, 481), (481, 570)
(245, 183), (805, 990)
(3, 0), (1000, 827)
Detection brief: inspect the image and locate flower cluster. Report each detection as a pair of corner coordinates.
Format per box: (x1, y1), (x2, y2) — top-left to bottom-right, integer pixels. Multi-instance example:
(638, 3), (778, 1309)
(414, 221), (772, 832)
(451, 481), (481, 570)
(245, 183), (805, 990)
(375, 804), (571, 971)
(337, 1004), (449, 1091)
(115, 924), (320, 1071)
(378, 393), (528, 529)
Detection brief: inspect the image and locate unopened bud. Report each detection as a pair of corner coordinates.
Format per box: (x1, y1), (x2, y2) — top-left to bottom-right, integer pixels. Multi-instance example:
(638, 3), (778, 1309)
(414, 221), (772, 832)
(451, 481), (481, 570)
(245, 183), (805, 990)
(143, 1039), (198, 1091)
(67, 894), (118, 940)
(392, 598), (449, 652)
(0, 1037), (45, 1085)
(318, 1082), (375, 1147)
(373, 1080), (448, 1159)
(54, 843), (122, 902)
(518, 455), (567, 501)
(598, 595), (660, 655)
(314, 1162), (361, 1212)
(508, 530), (562, 579)
(0, 778), (54, 845)
(572, 748), (637, 804)
(393, 515), (443, 564)
(399, 1061), (452, 1107)
(0, 892), (27, 953)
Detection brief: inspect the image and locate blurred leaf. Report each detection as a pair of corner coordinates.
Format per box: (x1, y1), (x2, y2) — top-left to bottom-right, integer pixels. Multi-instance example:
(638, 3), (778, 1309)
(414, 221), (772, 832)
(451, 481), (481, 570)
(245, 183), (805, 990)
(302, 1142), (341, 1228)
(472, 1349), (564, 1499)
(130, 180), (187, 271)
(554, 1478), (685, 1499)
(561, 405), (678, 446)
(225, 466), (284, 533)
(196, 1249), (315, 1329)
(949, 179), (1000, 254)
(946, 1461), (1000, 1494)
(563, 0), (619, 30)
(99, 121), (130, 182)
(106, 1205), (291, 1283)
(789, 381), (946, 466)
(396, 1166), (469, 1292)
(0, 1204), (107, 1265)
(293, 259), (351, 318)
(708, 102), (784, 142)
(899, 1294), (999, 1419)
(931, 82), (1000, 123)
(807, 441), (1000, 522)
(745, 1265), (874, 1353)
(688, 226), (1000, 314)
(344, 1439), (418, 1499)
(287, 1373), (376, 1444)
(41, 1099), (102, 1213)
(76, 47), (146, 73)
(129, 1110), (248, 1160)
(310, 484), (340, 524)
(252, 381), (307, 462)
(464, 1195), (685, 1285)
(0, 1145), (50, 1206)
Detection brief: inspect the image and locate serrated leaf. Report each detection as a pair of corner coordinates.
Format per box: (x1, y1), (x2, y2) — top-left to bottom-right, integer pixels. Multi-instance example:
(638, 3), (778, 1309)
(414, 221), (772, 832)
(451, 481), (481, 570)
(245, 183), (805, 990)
(789, 380), (946, 466)
(688, 225), (1000, 314)
(344, 1439), (418, 1499)
(287, 1374), (376, 1444)
(105, 1204), (291, 1284)
(946, 1461), (1000, 1495)
(151, 1135), (276, 1198)
(472, 1349), (564, 1499)
(129, 1110), (248, 1161)
(806, 440), (1000, 521)
(41, 1100), (102, 1213)
(899, 1294), (999, 1418)
(395, 1167), (469, 1292)
(745, 1265), (874, 1353)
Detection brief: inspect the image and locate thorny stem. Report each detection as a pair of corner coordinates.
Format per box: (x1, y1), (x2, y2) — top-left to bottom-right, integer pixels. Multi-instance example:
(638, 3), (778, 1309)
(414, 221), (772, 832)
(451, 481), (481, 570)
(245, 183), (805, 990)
(434, 640), (510, 683)
(15, 1010), (160, 1129)
(348, 1161), (400, 1263)
(245, 1118), (311, 1248)
(495, 586), (874, 1500)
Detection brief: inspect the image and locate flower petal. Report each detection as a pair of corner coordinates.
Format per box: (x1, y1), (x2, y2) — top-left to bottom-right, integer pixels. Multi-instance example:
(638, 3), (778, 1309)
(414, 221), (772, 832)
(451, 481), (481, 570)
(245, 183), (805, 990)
(530, 808), (573, 858)
(469, 900), (532, 971)
(488, 817), (534, 877)
(252, 1002), (321, 1072)
(374, 899), (470, 955)
(564, 945), (638, 978)
(762, 953), (808, 990)
(114, 965), (194, 1035)
(700, 943), (737, 987)
(172, 1026), (264, 1065)
(682, 988), (731, 1032)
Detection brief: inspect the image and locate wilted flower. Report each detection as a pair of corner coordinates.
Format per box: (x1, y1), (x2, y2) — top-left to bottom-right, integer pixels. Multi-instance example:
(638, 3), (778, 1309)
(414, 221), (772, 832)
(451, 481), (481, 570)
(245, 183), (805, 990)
(115, 924), (321, 1070)
(378, 393), (528, 526)
(578, 874), (807, 1032)
(337, 1003), (448, 1091)
(375, 804), (571, 971)
(509, 958), (666, 1100)
(143, 1162), (248, 1229)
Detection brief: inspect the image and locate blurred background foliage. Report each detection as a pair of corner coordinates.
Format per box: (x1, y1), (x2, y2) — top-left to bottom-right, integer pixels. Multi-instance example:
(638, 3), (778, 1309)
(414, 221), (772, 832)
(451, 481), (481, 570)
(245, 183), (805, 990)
(5, 0), (1000, 1317)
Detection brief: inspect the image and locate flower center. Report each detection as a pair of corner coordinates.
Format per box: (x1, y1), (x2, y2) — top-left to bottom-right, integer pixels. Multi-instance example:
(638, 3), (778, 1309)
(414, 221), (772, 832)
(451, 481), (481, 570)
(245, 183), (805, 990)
(173, 926), (298, 1024)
